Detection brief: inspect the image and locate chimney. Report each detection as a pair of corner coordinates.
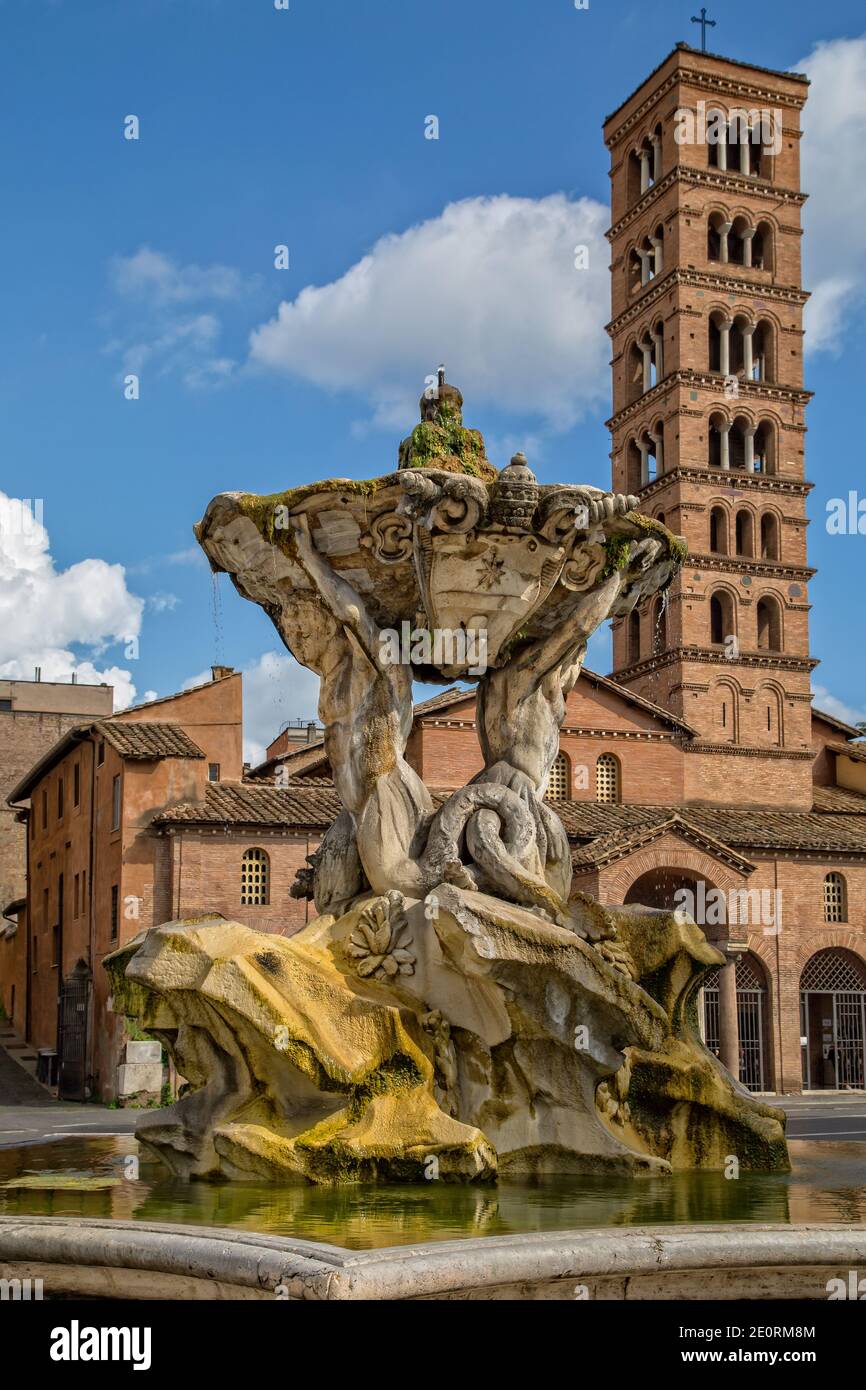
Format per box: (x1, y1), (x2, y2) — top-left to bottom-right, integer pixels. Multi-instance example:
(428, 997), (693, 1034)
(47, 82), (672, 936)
(34, 666), (41, 682)
(211, 665), (235, 682)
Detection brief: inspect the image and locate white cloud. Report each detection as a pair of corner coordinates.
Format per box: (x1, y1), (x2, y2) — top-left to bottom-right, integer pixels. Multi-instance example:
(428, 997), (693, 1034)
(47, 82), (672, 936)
(0, 494), (144, 709)
(110, 247), (245, 305)
(812, 684), (866, 729)
(249, 194), (610, 434)
(797, 35), (866, 352)
(183, 650), (321, 767)
(146, 592), (179, 613)
(106, 249), (245, 389)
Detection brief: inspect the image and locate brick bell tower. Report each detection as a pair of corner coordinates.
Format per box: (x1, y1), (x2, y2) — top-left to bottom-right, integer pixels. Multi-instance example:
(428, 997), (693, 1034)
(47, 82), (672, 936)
(603, 43), (816, 810)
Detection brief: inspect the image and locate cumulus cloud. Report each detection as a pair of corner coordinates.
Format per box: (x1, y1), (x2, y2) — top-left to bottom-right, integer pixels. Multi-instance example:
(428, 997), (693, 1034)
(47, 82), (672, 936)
(797, 35), (866, 352)
(0, 494), (144, 709)
(249, 194), (610, 433)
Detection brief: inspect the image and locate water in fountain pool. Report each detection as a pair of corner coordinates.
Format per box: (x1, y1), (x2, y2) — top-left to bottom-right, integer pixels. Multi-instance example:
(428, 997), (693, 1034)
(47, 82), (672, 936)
(0, 1136), (863, 1250)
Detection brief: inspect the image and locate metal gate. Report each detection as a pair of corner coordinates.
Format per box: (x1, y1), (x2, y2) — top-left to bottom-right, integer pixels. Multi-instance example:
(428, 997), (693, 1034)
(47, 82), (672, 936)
(835, 993), (866, 1089)
(57, 960), (91, 1101)
(700, 958), (766, 1092)
(737, 992), (765, 1092)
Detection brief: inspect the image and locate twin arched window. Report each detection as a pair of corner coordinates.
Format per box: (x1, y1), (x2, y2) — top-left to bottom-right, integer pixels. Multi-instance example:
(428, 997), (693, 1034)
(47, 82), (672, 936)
(241, 848), (270, 906)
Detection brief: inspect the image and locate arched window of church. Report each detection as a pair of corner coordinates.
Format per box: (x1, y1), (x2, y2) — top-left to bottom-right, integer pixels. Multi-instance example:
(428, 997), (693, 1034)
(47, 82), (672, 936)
(710, 507), (727, 554)
(735, 510), (753, 557)
(710, 591), (734, 646)
(760, 513), (779, 560)
(756, 596), (782, 651)
(596, 753), (620, 804)
(241, 847), (270, 906)
(628, 610), (641, 664)
(545, 752), (569, 802)
(823, 873), (847, 924)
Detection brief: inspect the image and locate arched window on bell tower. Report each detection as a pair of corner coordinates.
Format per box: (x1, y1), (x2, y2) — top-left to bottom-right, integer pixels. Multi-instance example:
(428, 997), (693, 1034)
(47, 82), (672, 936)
(710, 590), (736, 647)
(628, 610), (641, 664)
(760, 512), (780, 560)
(756, 595), (783, 652)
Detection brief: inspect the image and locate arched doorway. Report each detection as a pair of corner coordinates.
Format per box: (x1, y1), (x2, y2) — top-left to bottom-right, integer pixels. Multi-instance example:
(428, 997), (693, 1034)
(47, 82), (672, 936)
(700, 954), (769, 1092)
(624, 868), (707, 912)
(800, 949), (866, 1091)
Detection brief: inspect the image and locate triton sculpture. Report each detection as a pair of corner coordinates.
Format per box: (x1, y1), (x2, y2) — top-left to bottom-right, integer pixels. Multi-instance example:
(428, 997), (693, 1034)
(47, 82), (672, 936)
(106, 375), (788, 1182)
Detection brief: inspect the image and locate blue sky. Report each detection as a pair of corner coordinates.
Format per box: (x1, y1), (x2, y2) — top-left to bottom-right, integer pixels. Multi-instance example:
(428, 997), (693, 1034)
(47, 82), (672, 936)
(1, 0), (865, 759)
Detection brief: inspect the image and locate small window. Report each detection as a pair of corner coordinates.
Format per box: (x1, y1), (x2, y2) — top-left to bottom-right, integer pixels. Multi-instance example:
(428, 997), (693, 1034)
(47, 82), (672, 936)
(208, 763), (221, 782)
(43, 887), (49, 926)
(0, 698), (12, 712)
(823, 873), (847, 924)
(545, 753), (569, 802)
(97, 741), (105, 766)
(81, 870), (86, 916)
(111, 774), (121, 831)
(73, 873), (80, 920)
(73, 762), (80, 808)
(57, 777), (64, 820)
(52, 925), (60, 968)
(241, 848), (270, 906)
(42, 789), (48, 830)
(32, 936), (38, 973)
(110, 884), (119, 942)
(596, 753), (620, 804)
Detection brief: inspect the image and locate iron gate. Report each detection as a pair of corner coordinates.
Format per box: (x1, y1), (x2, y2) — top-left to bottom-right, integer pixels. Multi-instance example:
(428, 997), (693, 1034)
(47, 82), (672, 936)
(701, 959), (766, 1092)
(835, 992), (866, 1089)
(57, 960), (91, 1101)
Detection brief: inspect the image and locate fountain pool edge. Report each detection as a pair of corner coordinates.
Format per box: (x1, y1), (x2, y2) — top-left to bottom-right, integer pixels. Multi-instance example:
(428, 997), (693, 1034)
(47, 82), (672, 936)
(1, 1216), (864, 1300)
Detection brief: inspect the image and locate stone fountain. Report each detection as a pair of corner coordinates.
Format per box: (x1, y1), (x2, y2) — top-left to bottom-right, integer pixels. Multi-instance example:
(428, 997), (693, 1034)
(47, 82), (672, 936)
(106, 375), (787, 1183)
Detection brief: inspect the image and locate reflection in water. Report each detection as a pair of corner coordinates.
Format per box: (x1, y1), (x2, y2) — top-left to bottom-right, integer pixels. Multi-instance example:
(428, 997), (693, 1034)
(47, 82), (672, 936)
(0, 1138), (863, 1250)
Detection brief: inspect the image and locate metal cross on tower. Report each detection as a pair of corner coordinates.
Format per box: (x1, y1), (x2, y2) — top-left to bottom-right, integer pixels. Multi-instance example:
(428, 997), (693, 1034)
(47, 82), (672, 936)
(691, 7), (716, 52)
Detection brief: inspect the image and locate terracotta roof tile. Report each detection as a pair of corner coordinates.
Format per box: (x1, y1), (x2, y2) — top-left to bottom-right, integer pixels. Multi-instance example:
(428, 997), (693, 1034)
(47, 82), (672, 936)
(813, 785), (866, 814)
(154, 781), (341, 829)
(96, 721), (204, 761)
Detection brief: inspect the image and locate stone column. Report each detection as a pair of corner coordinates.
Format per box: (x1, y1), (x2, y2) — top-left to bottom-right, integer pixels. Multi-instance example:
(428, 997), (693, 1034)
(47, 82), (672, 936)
(739, 124), (751, 175)
(650, 235), (663, 276)
(718, 221), (733, 264)
(717, 122), (728, 171)
(641, 344), (653, 393)
(742, 324), (755, 380)
(651, 429), (664, 475)
(719, 317), (732, 376)
(741, 227), (756, 268)
(651, 134), (662, 182)
(744, 426), (757, 474)
(638, 149), (651, 193)
(719, 421), (731, 470)
(638, 249), (652, 286)
(653, 328), (664, 380)
(638, 440), (650, 487)
(718, 954), (741, 1080)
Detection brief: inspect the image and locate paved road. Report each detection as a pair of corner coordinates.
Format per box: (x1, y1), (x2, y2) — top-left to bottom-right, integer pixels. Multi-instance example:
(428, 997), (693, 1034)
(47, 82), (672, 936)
(0, 1038), (52, 1107)
(765, 1094), (866, 1141)
(0, 1040), (137, 1147)
(0, 1104), (138, 1148)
